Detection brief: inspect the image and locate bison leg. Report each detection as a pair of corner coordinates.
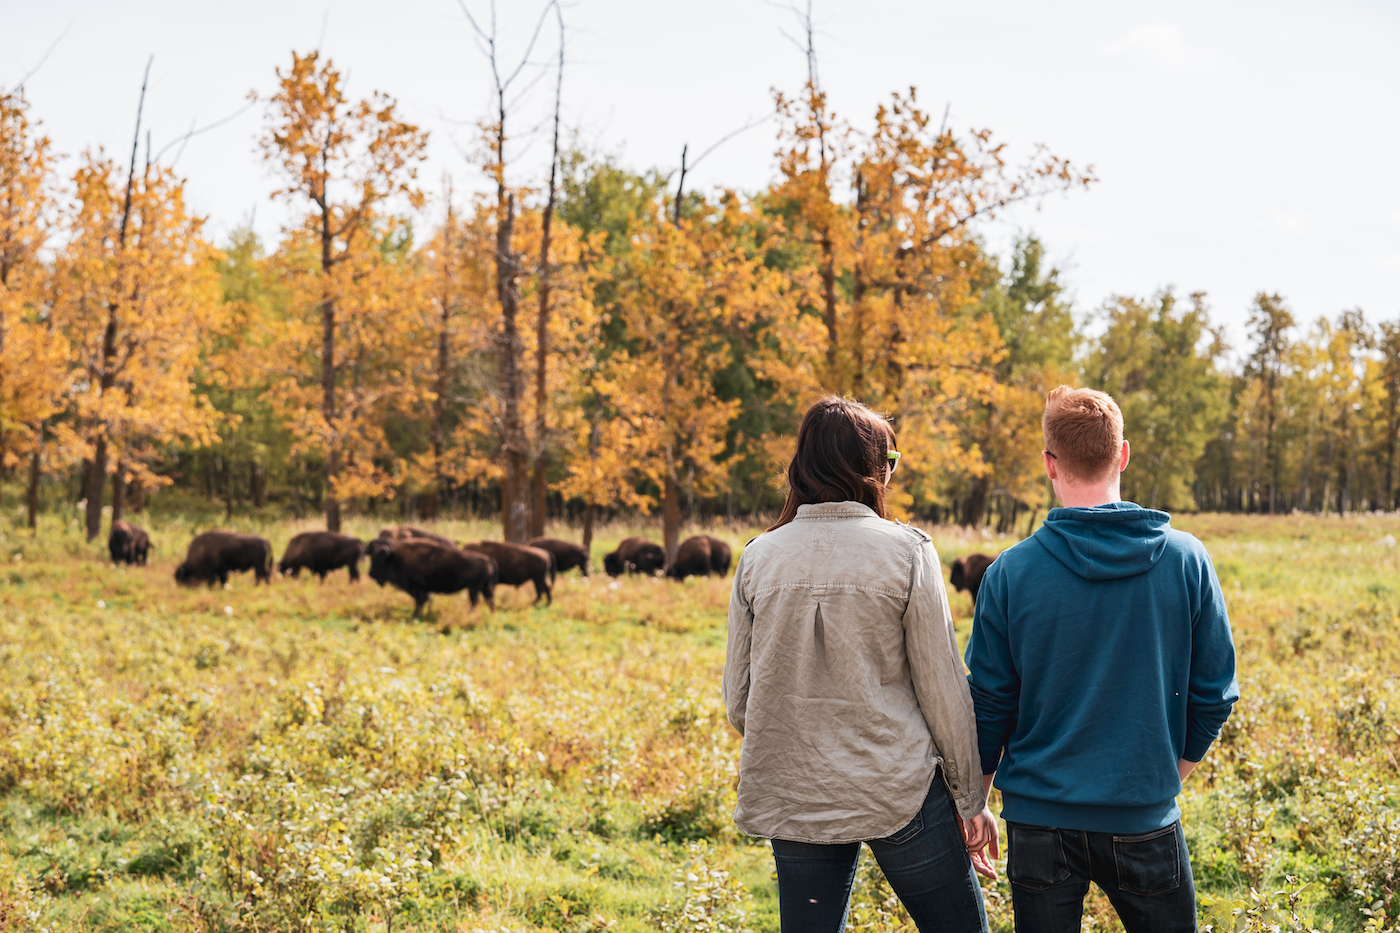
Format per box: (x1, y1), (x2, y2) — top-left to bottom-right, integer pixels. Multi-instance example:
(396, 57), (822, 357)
(348, 565), (360, 583)
(532, 576), (552, 607)
(412, 592), (428, 618)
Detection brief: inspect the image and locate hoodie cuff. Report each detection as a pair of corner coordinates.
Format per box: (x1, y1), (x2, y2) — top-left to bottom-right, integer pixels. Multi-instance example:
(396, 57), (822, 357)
(1183, 733), (1214, 762)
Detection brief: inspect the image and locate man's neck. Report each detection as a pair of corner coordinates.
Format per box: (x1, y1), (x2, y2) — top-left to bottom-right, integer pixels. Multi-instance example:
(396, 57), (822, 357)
(1055, 484), (1122, 509)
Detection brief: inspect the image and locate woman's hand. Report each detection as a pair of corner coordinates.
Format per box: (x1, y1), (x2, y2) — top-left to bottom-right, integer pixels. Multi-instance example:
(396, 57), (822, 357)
(958, 807), (1001, 880)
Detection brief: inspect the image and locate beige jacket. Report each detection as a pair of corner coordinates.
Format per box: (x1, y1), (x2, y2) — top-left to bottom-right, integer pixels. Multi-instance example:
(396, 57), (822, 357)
(723, 501), (985, 843)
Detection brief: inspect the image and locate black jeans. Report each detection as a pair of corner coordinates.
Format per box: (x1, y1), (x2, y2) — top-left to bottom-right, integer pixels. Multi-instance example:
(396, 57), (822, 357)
(1006, 820), (1197, 933)
(770, 776), (988, 933)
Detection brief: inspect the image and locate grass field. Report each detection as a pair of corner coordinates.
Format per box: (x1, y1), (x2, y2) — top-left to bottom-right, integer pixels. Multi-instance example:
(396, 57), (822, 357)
(0, 508), (1397, 932)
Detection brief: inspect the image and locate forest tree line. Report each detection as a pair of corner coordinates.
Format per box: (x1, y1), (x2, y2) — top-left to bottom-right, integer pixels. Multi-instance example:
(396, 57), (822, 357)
(2, 51), (1398, 559)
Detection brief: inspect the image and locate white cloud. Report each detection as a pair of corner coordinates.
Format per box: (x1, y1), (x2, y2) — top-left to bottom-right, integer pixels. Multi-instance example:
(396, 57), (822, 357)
(1102, 24), (1227, 72)
(1271, 209), (1307, 236)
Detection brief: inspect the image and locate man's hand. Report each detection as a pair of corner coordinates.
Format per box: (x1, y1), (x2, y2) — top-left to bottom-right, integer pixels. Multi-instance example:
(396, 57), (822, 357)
(1178, 758), (1197, 782)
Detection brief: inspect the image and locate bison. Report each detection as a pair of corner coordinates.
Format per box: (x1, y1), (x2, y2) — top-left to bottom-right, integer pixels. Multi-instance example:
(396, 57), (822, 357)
(366, 538), (498, 617)
(527, 537), (589, 577)
(950, 552), (996, 605)
(603, 537), (666, 577)
(461, 540), (553, 606)
(378, 525), (458, 549)
(279, 531), (365, 582)
(108, 519), (151, 566)
(175, 531), (273, 587)
(666, 535), (733, 580)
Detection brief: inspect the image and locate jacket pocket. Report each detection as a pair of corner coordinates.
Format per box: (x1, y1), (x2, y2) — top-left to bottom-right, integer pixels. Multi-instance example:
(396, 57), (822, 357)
(879, 811), (925, 845)
(1008, 824), (1071, 889)
(1112, 823), (1182, 896)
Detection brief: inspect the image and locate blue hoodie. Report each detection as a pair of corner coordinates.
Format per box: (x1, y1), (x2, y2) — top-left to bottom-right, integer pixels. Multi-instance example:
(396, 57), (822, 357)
(964, 502), (1238, 834)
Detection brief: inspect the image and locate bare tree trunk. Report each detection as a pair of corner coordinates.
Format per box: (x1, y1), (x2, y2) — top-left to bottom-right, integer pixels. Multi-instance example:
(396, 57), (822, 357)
(321, 207), (341, 532)
(251, 462), (265, 509)
(582, 501), (595, 556)
(27, 447), (40, 534)
(111, 462), (126, 522)
(497, 191), (529, 543)
(529, 8), (565, 539)
(85, 438), (107, 540)
(663, 472), (680, 566)
(962, 474), (990, 529)
(86, 59), (150, 542)
(528, 170), (555, 539)
(459, 0), (557, 544)
(821, 232), (838, 376)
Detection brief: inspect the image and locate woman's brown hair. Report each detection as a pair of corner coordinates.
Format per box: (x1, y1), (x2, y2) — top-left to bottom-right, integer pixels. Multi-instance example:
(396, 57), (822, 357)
(768, 396), (896, 531)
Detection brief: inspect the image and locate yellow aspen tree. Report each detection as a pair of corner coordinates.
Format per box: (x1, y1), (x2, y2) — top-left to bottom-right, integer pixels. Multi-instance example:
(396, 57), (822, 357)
(612, 194), (779, 561)
(769, 82), (1092, 516)
(404, 197), (493, 517)
(257, 51), (427, 531)
(515, 207), (599, 534)
(56, 153), (222, 539)
(0, 89), (70, 532)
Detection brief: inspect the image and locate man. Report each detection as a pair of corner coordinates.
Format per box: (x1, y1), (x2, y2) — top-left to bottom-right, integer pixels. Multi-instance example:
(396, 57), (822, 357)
(965, 386), (1238, 933)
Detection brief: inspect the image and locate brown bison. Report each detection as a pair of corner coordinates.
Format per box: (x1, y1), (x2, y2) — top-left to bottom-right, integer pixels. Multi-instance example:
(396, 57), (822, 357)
(527, 537), (590, 577)
(279, 531), (365, 582)
(666, 535), (733, 580)
(461, 540), (553, 605)
(378, 525), (458, 549)
(950, 552), (996, 604)
(366, 538), (498, 617)
(603, 537), (666, 577)
(175, 531), (272, 587)
(108, 519), (151, 565)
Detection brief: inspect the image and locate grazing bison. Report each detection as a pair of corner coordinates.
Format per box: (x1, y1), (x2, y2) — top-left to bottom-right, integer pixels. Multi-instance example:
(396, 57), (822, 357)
(108, 520), (151, 565)
(666, 535), (733, 580)
(527, 537), (590, 577)
(461, 541), (553, 605)
(950, 552), (996, 604)
(603, 537), (666, 577)
(175, 531), (273, 587)
(366, 538), (498, 617)
(378, 525), (459, 549)
(279, 531), (365, 582)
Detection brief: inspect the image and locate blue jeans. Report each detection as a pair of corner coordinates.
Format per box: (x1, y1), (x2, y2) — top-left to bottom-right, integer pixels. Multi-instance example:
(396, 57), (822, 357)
(1006, 821), (1197, 933)
(770, 775), (989, 933)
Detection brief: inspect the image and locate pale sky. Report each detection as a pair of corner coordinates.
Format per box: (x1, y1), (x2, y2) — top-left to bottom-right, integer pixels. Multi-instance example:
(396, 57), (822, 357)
(5, 0), (1398, 353)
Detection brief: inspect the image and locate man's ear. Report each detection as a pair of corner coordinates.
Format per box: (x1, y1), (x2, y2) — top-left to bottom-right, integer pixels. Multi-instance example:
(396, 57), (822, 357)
(1043, 450), (1058, 481)
(1119, 439), (1131, 473)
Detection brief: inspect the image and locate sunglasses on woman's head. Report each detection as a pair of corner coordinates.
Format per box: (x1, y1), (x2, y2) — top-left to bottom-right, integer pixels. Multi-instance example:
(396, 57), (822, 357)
(887, 450), (901, 471)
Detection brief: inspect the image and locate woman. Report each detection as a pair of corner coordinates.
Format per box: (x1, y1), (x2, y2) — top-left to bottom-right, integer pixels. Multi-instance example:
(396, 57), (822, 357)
(723, 397), (997, 932)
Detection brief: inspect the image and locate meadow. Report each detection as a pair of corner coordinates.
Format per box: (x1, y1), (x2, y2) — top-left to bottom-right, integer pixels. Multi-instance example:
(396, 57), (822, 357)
(0, 507), (1397, 933)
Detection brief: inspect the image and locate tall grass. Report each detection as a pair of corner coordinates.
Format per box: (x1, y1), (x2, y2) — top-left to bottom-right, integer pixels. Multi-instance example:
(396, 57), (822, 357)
(0, 509), (1397, 931)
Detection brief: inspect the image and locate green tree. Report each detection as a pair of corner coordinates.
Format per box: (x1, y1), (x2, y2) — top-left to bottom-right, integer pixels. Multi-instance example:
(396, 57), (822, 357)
(949, 237), (1076, 527)
(1242, 293), (1296, 513)
(1084, 291), (1228, 511)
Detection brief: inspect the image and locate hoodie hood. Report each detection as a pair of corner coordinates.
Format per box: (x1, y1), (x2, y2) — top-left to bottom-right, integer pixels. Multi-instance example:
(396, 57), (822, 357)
(1033, 501), (1171, 581)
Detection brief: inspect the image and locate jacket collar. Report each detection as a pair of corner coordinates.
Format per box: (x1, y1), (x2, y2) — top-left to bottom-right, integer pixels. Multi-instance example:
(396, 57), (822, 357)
(794, 501), (880, 520)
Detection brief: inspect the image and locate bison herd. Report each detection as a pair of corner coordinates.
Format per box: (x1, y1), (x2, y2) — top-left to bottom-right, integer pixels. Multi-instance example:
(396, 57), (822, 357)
(108, 520), (739, 618)
(107, 519), (996, 618)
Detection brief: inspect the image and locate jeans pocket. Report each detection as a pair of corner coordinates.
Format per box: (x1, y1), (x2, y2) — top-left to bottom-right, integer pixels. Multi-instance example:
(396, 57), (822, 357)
(1008, 824), (1071, 889)
(1113, 823), (1183, 896)
(879, 811), (925, 846)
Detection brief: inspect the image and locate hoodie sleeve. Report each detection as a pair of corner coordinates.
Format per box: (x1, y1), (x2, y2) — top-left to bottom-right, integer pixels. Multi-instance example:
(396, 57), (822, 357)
(905, 539), (986, 820)
(722, 553), (754, 736)
(1184, 554), (1239, 761)
(964, 562), (1019, 776)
